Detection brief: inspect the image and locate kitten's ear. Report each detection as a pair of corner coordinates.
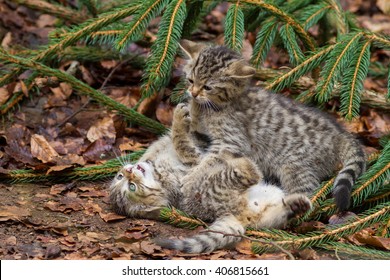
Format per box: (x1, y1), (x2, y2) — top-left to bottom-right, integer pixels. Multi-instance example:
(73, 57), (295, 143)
(227, 60), (256, 79)
(179, 39), (207, 60)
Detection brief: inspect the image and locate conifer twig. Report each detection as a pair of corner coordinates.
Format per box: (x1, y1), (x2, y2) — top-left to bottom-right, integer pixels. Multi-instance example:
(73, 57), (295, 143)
(0, 49), (167, 134)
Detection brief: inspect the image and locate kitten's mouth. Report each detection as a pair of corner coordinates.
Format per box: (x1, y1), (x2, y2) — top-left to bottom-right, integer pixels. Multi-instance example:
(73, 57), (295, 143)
(135, 164), (145, 175)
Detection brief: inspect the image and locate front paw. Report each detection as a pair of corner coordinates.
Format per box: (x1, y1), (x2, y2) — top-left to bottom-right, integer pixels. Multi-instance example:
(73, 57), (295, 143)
(173, 103), (191, 132)
(283, 194), (312, 218)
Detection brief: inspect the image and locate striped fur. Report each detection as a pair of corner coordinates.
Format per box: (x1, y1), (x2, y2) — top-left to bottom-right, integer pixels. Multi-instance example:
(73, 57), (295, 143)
(178, 40), (366, 213)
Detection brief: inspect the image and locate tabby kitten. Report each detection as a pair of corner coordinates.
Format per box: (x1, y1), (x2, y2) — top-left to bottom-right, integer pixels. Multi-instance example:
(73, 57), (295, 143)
(177, 40), (365, 213)
(110, 105), (311, 253)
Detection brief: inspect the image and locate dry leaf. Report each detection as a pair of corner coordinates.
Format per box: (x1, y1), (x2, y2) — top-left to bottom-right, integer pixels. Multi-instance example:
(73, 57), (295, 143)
(30, 134), (59, 163)
(99, 212), (126, 223)
(0, 205), (31, 222)
(377, 0), (390, 14)
(354, 231), (390, 250)
(87, 116), (116, 143)
(0, 87), (11, 105)
(1, 32), (12, 50)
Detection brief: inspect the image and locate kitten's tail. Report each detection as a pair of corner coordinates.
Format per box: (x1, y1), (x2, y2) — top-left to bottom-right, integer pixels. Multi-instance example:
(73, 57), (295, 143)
(155, 214), (244, 254)
(333, 138), (366, 212)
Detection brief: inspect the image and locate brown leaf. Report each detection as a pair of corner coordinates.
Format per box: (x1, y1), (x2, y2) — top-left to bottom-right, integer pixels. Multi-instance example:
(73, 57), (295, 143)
(46, 164), (73, 174)
(30, 134), (59, 163)
(99, 212), (126, 222)
(1, 32), (12, 50)
(49, 183), (76, 195)
(83, 139), (112, 162)
(115, 231), (149, 243)
(235, 238), (253, 255)
(119, 140), (146, 152)
(36, 14), (57, 28)
(87, 116), (116, 143)
(140, 240), (162, 255)
(0, 87), (11, 105)
(44, 197), (83, 213)
(5, 236), (17, 246)
(377, 0), (390, 15)
(354, 231), (390, 250)
(156, 102), (174, 126)
(0, 205), (31, 222)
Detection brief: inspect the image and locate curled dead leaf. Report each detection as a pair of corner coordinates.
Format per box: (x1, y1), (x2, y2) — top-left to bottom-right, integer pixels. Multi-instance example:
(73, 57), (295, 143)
(31, 134), (59, 163)
(87, 116), (116, 143)
(0, 205), (31, 222)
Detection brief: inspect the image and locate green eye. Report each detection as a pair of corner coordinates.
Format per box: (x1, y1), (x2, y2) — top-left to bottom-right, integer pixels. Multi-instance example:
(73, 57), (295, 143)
(117, 173), (124, 180)
(129, 183), (137, 192)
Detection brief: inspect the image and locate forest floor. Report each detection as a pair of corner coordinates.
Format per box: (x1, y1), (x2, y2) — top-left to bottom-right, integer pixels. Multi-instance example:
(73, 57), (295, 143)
(0, 1), (390, 259)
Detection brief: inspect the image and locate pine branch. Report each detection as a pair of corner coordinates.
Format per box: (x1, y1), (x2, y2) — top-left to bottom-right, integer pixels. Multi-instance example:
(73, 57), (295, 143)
(351, 141), (390, 206)
(315, 32), (364, 103)
(241, 0), (316, 51)
(0, 151), (145, 183)
(14, 0), (86, 23)
(339, 39), (372, 120)
(318, 241), (390, 260)
(160, 207), (207, 229)
(182, 0), (204, 37)
(265, 44), (336, 92)
(279, 23), (304, 66)
(0, 50), (167, 134)
(252, 202), (390, 253)
(225, 1), (245, 52)
(251, 18), (278, 67)
(0, 3), (141, 87)
(141, 0), (187, 97)
(299, 3), (332, 31)
(116, 0), (169, 51)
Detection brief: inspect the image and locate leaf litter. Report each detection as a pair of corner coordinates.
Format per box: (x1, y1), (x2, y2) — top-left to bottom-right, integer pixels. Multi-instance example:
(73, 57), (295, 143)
(0, 0), (389, 260)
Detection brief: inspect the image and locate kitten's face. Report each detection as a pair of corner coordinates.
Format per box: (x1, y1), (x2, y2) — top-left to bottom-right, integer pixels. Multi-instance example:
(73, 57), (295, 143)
(179, 40), (255, 109)
(109, 161), (168, 219)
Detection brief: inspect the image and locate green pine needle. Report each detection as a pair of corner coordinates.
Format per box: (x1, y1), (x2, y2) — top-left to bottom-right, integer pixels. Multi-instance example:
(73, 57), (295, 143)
(315, 32), (364, 103)
(298, 2), (332, 31)
(279, 23), (304, 66)
(339, 39), (371, 120)
(225, 2), (245, 52)
(115, 0), (169, 51)
(251, 18), (278, 68)
(319, 241), (390, 260)
(141, 0), (187, 97)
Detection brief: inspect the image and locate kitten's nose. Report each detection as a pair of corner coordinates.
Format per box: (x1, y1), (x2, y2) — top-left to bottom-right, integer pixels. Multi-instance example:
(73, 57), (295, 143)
(125, 166), (133, 173)
(191, 86), (200, 97)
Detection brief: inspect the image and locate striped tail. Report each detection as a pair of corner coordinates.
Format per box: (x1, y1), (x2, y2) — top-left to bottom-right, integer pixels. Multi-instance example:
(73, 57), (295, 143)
(156, 214), (244, 254)
(333, 138), (366, 212)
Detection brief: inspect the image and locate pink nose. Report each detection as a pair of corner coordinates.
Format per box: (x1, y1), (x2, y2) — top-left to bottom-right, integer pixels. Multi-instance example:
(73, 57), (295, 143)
(125, 166), (133, 173)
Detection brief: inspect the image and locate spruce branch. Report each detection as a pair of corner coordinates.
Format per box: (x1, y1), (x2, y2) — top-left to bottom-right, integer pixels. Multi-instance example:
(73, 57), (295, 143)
(160, 207), (207, 229)
(265, 44), (336, 92)
(181, 0), (204, 37)
(315, 32), (364, 103)
(319, 241), (390, 260)
(299, 3), (332, 31)
(141, 0), (187, 97)
(0, 3), (141, 87)
(0, 50), (167, 134)
(279, 23), (304, 66)
(241, 0), (316, 51)
(14, 0), (86, 23)
(225, 1), (245, 52)
(339, 39), (372, 120)
(116, 0), (169, 51)
(251, 18), (278, 67)
(252, 202), (390, 253)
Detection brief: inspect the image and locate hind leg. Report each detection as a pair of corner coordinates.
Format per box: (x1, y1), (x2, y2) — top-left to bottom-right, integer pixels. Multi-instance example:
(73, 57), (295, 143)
(279, 165), (320, 196)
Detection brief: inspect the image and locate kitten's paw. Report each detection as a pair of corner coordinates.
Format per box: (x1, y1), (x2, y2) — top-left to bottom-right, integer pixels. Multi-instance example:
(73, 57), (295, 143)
(226, 155), (262, 186)
(283, 194), (312, 218)
(174, 103), (191, 123)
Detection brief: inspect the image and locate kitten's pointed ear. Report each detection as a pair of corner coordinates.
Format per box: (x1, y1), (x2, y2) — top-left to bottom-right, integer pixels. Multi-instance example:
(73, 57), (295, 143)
(179, 39), (207, 60)
(227, 60), (256, 79)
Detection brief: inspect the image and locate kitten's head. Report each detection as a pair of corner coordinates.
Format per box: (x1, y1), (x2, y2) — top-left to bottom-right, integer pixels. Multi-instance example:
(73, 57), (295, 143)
(109, 161), (168, 220)
(179, 40), (255, 109)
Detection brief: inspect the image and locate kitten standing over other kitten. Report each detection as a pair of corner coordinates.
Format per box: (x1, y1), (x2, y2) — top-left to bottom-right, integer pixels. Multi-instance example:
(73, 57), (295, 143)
(110, 105), (311, 254)
(176, 40), (365, 213)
